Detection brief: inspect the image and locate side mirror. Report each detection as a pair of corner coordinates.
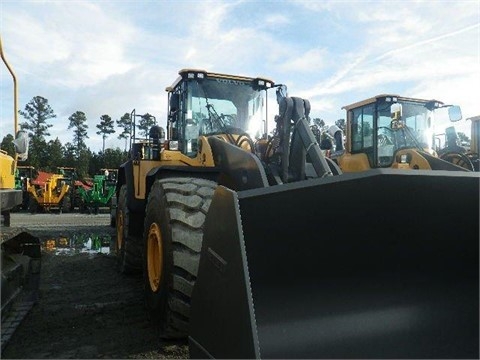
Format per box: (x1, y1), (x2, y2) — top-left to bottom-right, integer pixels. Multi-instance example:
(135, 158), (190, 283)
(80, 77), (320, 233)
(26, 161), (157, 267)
(13, 130), (29, 160)
(448, 105), (462, 122)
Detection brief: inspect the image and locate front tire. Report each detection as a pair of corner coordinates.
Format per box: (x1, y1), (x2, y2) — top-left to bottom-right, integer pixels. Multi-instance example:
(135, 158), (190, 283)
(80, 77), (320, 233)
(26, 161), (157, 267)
(440, 152), (474, 171)
(61, 195), (71, 213)
(143, 177), (216, 339)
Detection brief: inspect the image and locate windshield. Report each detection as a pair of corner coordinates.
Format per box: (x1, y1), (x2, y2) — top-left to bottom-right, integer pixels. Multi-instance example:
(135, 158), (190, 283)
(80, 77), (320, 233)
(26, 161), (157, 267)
(377, 101), (434, 151)
(351, 98), (438, 168)
(168, 76), (268, 157)
(188, 77), (265, 138)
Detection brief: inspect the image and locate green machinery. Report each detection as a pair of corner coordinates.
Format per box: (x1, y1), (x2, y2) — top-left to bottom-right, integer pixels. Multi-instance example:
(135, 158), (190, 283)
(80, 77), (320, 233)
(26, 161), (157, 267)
(78, 169), (117, 214)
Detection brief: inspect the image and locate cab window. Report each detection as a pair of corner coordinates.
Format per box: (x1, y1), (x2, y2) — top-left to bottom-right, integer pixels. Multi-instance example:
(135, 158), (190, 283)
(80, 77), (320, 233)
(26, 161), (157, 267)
(351, 104), (374, 152)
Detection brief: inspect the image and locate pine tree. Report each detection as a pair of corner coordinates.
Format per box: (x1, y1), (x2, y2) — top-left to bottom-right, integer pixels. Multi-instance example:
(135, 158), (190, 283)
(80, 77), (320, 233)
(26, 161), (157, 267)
(18, 96), (56, 168)
(117, 112), (132, 152)
(138, 113), (156, 138)
(96, 114), (115, 154)
(68, 111), (89, 156)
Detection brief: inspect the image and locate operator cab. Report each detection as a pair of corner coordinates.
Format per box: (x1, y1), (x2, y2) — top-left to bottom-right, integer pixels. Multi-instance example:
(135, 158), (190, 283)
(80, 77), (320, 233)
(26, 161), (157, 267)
(165, 69), (274, 157)
(340, 94), (462, 169)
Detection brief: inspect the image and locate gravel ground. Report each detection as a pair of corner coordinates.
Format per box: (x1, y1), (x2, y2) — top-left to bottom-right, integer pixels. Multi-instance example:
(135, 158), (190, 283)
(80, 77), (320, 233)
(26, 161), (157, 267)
(1, 212), (189, 359)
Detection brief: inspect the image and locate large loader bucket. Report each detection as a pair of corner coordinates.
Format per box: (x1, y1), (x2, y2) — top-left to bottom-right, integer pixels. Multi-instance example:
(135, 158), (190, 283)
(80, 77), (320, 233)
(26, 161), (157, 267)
(189, 169), (479, 359)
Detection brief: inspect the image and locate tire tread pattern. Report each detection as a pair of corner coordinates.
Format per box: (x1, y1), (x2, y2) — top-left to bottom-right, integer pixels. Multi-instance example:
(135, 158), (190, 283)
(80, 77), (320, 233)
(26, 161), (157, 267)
(145, 177), (216, 338)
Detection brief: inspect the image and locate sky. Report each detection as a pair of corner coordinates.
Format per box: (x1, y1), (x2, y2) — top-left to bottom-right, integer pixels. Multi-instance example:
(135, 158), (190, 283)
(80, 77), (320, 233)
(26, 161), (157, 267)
(1, 0), (479, 152)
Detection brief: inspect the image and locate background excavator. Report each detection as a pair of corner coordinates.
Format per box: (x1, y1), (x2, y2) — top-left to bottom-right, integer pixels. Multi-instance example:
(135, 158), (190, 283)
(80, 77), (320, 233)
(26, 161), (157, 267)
(1, 35), (41, 353)
(114, 69), (479, 358)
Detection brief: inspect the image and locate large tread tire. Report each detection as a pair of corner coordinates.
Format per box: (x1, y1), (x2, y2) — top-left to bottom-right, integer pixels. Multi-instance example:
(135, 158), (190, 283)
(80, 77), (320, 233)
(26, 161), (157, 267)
(115, 184), (142, 274)
(466, 152), (479, 172)
(109, 197), (116, 227)
(143, 177), (216, 339)
(440, 151), (475, 171)
(61, 195), (71, 214)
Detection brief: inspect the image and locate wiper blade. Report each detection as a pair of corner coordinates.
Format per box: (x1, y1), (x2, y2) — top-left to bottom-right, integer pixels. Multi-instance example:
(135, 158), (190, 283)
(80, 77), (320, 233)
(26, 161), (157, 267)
(205, 101), (236, 143)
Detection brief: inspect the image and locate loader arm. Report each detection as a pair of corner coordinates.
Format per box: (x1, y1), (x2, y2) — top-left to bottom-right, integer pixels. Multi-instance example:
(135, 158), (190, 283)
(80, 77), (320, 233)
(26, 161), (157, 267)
(206, 91), (336, 191)
(267, 90), (334, 184)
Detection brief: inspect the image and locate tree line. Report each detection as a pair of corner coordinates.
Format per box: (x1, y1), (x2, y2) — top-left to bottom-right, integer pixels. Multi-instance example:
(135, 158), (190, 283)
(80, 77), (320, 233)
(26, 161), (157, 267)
(0, 95), (156, 179)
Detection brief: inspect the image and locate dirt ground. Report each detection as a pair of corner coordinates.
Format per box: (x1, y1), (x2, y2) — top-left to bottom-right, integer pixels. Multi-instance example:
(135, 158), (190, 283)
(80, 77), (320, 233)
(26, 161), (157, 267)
(1, 212), (189, 359)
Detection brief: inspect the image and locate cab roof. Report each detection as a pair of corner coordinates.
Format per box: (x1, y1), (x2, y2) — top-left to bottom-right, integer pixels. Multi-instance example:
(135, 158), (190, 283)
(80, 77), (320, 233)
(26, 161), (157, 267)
(342, 94), (444, 111)
(165, 68), (274, 92)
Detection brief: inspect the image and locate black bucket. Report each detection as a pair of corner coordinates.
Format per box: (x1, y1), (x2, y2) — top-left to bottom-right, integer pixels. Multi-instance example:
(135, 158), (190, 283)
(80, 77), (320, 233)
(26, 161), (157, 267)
(189, 169), (479, 359)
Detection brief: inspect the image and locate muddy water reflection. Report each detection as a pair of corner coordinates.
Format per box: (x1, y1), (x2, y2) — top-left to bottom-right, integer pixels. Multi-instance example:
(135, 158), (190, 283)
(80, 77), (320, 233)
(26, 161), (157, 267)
(42, 233), (113, 255)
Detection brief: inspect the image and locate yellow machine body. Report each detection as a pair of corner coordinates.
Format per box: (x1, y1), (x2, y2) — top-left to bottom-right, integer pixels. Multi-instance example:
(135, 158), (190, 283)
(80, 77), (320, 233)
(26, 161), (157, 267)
(0, 151), (16, 190)
(27, 173), (70, 211)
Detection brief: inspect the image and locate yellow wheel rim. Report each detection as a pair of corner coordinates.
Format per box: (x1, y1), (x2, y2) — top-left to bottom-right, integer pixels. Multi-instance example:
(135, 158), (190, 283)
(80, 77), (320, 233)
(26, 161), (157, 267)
(116, 211), (124, 252)
(147, 222), (163, 292)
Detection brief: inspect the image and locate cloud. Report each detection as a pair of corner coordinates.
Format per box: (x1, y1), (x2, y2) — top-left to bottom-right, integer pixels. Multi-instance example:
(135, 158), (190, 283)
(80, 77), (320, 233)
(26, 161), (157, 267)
(3, 1), (138, 88)
(370, 23), (480, 64)
(277, 48), (329, 73)
(292, 1), (480, 126)
(1, 0), (479, 152)
(264, 13), (291, 27)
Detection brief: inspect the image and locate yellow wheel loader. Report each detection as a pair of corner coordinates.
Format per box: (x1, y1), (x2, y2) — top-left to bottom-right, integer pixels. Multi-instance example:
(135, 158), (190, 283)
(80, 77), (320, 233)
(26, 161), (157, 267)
(114, 70), (479, 358)
(1, 35), (41, 353)
(329, 94), (473, 172)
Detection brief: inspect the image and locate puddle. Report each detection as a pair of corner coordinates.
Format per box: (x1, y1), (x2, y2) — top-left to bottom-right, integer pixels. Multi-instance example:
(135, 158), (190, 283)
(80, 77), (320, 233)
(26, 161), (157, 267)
(42, 233), (114, 256)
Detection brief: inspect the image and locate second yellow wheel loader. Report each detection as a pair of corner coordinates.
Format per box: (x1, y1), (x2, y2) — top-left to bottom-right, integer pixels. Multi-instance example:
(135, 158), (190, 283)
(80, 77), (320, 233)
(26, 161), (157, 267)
(329, 94), (473, 172)
(114, 70), (479, 358)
